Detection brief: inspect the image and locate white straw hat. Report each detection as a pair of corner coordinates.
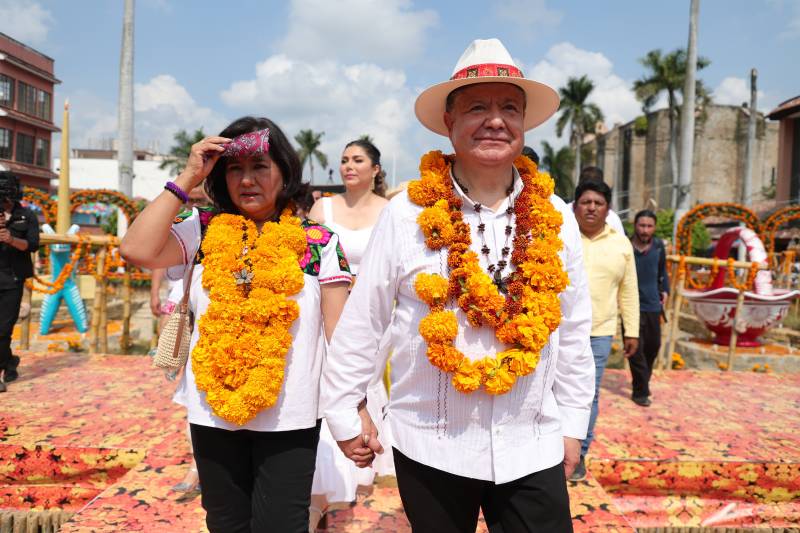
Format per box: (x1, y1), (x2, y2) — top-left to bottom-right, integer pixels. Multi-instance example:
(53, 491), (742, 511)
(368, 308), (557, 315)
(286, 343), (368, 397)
(414, 38), (560, 136)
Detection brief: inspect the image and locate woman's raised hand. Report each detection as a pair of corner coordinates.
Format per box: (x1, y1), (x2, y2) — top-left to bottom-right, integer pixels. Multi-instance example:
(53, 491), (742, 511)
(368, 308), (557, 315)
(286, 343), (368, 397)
(178, 136), (231, 189)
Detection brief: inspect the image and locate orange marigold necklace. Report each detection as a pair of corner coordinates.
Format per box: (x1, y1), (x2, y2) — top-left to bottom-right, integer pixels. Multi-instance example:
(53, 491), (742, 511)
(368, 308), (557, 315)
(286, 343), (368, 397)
(191, 209), (308, 425)
(408, 151), (568, 395)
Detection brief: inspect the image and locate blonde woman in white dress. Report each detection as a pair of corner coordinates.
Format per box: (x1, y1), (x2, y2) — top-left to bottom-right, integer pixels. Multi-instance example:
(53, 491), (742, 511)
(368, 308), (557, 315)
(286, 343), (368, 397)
(307, 139), (391, 531)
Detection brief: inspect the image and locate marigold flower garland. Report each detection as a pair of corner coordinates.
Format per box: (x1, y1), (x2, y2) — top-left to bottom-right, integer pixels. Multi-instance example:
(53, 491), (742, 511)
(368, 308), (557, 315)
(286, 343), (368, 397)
(408, 151), (568, 395)
(191, 209), (307, 425)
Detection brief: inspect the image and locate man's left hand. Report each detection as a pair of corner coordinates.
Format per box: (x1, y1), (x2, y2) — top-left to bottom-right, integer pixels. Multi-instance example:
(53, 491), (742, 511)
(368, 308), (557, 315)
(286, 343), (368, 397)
(563, 437), (581, 477)
(623, 336), (639, 358)
(0, 228), (11, 244)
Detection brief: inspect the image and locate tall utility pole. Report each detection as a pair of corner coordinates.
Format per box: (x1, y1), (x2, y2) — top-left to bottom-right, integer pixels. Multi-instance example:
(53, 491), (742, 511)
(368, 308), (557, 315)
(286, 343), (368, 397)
(676, 0), (700, 215)
(742, 68), (758, 204)
(117, 0), (135, 198)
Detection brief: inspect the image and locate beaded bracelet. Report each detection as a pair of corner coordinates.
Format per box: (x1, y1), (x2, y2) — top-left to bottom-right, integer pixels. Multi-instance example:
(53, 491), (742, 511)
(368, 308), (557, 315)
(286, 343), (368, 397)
(164, 181), (189, 203)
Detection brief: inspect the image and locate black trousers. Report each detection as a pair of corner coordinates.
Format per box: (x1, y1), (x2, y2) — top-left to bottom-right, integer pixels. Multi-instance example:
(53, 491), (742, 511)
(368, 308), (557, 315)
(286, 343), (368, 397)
(629, 311), (661, 399)
(190, 421), (320, 533)
(394, 448), (573, 533)
(0, 282), (23, 373)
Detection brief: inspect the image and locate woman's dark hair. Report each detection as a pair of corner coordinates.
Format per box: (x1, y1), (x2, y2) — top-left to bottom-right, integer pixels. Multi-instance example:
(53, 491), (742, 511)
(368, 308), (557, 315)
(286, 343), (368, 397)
(344, 139), (386, 197)
(573, 178), (612, 205)
(205, 116), (308, 219)
(634, 209), (658, 224)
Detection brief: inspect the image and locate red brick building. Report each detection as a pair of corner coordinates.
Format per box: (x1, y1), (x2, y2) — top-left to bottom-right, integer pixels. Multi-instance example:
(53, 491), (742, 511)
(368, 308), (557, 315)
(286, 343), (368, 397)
(0, 32), (60, 190)
(767, 95), (800, 203)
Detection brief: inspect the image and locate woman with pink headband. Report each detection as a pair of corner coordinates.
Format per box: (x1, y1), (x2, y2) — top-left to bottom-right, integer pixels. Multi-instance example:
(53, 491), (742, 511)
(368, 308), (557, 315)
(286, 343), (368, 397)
(122, 116), (358, 532)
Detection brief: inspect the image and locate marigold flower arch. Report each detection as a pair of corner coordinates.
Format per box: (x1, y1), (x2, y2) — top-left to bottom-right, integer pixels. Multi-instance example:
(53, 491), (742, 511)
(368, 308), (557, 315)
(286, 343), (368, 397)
(762, 205), (800, 255)
(675, 203), (762, 257)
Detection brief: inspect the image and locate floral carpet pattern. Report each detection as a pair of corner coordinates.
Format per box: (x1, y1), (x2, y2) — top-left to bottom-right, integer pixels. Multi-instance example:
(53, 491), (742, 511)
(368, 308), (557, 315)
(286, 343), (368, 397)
(1, 352), (798, 531)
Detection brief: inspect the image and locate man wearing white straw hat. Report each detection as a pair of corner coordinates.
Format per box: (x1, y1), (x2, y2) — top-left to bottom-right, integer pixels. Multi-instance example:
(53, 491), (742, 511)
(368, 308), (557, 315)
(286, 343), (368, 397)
(322, 38), (594, 531)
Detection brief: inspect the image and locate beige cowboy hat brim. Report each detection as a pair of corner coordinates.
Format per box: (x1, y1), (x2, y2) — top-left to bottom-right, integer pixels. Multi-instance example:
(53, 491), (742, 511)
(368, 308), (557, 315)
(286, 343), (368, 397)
(415, 76), (560, 137)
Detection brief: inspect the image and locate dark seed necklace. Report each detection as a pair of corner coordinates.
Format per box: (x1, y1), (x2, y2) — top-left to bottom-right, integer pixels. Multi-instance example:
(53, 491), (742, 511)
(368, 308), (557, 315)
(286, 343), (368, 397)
(453, 172), (515, 293)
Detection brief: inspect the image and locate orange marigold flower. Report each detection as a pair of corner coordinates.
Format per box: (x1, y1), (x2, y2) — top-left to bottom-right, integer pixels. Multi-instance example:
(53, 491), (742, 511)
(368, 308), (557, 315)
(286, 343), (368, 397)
(452, 359), (483, 393)
(427, 343), (464, 372)
(415, 273), (450, 308)
(419, 310), (458, 343)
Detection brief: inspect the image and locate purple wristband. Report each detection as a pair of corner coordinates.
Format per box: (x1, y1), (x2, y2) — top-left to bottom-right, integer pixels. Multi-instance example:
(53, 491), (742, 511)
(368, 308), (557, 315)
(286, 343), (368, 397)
(165, 181), (190, 203)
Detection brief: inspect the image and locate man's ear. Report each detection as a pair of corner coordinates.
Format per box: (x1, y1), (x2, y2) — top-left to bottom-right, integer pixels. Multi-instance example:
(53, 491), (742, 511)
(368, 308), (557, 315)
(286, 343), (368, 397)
(443, 112), (454, 134)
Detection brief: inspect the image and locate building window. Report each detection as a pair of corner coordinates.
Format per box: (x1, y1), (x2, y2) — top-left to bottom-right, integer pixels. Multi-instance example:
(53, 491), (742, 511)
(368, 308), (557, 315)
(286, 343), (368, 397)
(0, 128), (11, 159)
(35, 138), (50, 167)
(17, 82), (51, 120)
(0, 75), (13, 108)
(15, 132), (34, 164)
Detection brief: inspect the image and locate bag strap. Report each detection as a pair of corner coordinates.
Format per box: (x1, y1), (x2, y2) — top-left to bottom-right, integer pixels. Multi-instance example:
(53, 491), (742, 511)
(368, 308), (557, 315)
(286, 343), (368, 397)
(172, 255), (197, 360)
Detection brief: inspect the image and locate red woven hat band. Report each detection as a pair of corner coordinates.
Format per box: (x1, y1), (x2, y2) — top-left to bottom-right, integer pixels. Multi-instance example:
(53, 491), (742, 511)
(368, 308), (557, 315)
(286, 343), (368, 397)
(450, 63), (523, 81)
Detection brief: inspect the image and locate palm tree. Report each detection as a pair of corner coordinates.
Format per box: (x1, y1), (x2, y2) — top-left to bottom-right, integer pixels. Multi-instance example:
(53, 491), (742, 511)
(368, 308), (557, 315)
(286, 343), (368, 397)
(159, 128), (206, 176)
(555, 76), (604, 185)
(295, 129), (328, 183)
(633, 48), (710, 201)
(540, 141), (575, 201)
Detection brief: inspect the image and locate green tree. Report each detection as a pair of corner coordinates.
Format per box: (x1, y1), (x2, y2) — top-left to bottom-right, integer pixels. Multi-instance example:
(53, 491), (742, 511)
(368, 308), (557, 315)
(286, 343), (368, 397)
(159, 129), (206, 177)
(633, 49), (710, 203)
(540, 141), (575, 201)
(358, 134), (374, 143)
(294, 129), (328, 182)
(555, 75), (604, 185)
(654, 208), (711, 256)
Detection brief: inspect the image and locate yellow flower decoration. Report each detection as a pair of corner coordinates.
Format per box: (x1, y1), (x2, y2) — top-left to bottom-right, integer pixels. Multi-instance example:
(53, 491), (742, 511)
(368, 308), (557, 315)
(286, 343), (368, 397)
(409, 151), (567, 396)
(192, 211), (306, 425)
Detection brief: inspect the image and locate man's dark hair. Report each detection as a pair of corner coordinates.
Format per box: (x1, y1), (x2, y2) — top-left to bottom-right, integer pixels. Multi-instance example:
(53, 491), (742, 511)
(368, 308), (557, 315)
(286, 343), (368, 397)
(578, 166), (603, 183)
(205, 116), (308, 219)
(634, 209), (658, 224)
(574, 179), (611, 205)
(521, 146), (539, 165)
(0, 171), (21, 202)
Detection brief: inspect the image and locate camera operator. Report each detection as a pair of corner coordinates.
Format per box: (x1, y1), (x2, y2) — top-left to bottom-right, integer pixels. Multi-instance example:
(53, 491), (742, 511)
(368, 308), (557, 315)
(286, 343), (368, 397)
(0, 172), (39, 392)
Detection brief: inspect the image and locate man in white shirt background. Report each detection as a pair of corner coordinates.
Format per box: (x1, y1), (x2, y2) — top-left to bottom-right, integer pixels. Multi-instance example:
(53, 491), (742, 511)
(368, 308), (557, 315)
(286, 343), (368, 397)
(322, 38), (594, 532)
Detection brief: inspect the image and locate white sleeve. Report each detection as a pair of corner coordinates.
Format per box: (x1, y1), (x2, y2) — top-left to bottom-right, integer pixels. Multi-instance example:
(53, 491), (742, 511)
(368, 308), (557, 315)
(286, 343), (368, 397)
(166, 208), (202, 281)
(317, 231), (353, 286)
(321, 204), (399, 442)
(552, 199), (595, 440)
(607, 209), (626, 236)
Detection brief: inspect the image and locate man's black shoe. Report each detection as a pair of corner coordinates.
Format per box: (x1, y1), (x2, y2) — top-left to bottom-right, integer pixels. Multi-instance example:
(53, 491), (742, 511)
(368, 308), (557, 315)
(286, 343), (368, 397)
(4, 355), (19, 383)
(4, 355), (19, 382)
(569, 455), (587, 482)
(632, 396), (651, 407)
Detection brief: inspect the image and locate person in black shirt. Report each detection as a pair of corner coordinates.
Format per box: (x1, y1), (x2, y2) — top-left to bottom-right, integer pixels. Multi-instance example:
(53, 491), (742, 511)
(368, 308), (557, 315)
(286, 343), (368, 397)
(0, 172), (39, 392)
(628, 210), (669, 406)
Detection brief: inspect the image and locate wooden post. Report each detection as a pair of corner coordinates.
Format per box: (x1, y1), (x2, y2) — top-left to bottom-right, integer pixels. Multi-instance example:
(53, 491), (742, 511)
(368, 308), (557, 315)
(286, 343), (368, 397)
(662, 269), (685, 371)
(20, 282), (33, 350)
(99, 264), (108, 354)
(726, 288), (747, 371)
(89, 248), (106, 354)
(120, 269), (132, 352)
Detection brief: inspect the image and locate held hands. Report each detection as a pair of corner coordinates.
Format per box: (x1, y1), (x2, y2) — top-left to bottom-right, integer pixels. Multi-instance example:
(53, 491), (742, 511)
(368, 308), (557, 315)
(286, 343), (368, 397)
(0, 228), (11, 244)
(623, 336), (639, 359)
(563, 437), (581, 478)
(176, 136), (231, 190)
(336, 400), (384, 468)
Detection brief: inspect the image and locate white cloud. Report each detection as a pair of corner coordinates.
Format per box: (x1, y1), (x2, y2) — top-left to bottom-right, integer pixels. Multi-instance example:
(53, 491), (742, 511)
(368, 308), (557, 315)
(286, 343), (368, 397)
(524, 42), (642, 151)
(278, 0), (438, 64)
(493, 0), (563, 36)
(59, 75), (227, 156)
(712, 76), (764, 107)
(221, 55), (427, 184)
(0, 0), (53, 45)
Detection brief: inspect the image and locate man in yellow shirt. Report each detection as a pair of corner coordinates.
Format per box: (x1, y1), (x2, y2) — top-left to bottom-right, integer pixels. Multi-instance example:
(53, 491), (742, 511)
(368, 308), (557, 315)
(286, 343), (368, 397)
(570, 179), (639, 481)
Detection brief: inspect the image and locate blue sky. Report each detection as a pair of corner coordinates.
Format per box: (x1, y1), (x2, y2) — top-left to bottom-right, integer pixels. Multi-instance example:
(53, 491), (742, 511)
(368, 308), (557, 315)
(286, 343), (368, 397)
(3, 0), (799, 185)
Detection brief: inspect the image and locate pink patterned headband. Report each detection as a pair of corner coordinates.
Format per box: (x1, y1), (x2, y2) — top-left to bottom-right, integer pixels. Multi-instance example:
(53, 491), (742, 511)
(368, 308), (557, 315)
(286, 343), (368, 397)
(222, 128), (270, 158)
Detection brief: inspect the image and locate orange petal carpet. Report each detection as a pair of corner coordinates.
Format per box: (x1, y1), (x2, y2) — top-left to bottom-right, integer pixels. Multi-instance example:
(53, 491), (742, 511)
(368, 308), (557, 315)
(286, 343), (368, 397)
(1, 351), (797, 531)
